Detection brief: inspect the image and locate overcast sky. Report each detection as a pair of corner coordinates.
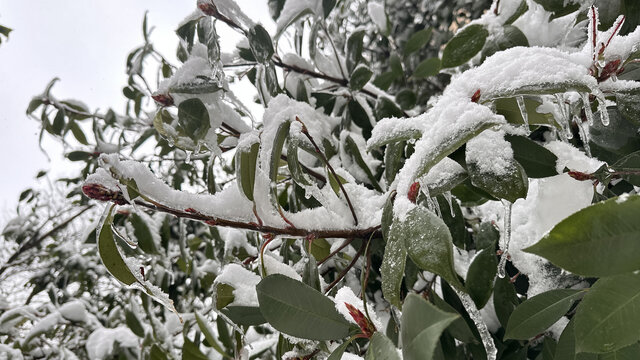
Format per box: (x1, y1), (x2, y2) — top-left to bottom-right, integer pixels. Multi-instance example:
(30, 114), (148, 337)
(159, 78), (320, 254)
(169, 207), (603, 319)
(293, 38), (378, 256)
(0, 1), (273, 223)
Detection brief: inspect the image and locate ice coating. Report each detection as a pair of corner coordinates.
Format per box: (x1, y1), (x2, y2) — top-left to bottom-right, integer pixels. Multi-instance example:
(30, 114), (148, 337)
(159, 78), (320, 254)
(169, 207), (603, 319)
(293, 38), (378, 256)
(466, 130), (514, 176)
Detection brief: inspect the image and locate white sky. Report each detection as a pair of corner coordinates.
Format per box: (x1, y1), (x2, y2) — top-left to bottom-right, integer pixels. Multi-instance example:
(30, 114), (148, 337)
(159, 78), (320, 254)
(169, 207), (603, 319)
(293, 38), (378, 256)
(0, 1), (273, 221)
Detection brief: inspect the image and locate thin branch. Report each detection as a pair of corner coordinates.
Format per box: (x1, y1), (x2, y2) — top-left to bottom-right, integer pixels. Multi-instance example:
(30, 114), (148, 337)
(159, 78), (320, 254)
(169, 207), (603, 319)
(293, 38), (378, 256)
(318, 237), (356, 265)
(295, 117), (359, 226)
(0, 205), (94, 278)
(133, 199), (380, 239)
(324, 238), (367, 294)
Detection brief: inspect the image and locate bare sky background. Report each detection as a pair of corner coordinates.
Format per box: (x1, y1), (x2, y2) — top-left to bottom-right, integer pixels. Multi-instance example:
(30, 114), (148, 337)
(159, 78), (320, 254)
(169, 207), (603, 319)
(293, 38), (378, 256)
(0, 1), (272, 223)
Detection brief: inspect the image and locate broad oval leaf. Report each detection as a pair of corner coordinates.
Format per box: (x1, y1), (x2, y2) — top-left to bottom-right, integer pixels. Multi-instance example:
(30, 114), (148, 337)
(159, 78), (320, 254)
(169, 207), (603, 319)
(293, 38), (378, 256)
(404, 28), (432, 57)
(350, 65), (373, 90)
(98, 206), (137, 286)
(256, 274), (351, 340)
(401, 294), (459, 360)
(467, 155), (528, 203)
(366, 332), (401, 360)
(442, 24), (488, 68)
(412, 58), (441, 79)
(554, 320), (597, 360)
(504, 289), (584, 340)
(465, 247), (498, 309)
(525, 195), (640, 277)
(399, 206), (464, 290)
(505, 135), (558, 178)
(220, 306), (266, 327)
(248, 24), (274, 63)
(346, 30), (365, 74)
(178, 98), (210, 141)
(574, 273), (640, 353)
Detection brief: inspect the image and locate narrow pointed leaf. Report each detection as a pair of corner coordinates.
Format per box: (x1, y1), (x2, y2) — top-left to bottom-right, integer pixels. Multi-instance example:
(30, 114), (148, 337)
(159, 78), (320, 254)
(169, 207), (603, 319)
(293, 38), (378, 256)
(505, 289), (584, 340)
(98, 206), (137, 286)
(236, 142), (260, 201)
(465, 247), (498, 309)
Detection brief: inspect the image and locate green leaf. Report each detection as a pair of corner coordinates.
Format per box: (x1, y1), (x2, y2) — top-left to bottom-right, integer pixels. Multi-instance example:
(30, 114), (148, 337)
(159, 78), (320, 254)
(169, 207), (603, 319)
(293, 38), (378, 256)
(612, 150), (640, 186)
(66, 151), (92, 162)
(125, 309), (145, 337)
(150, 345), (169, 360)
(431, 293), (478, 343)
(366, 332), (401, 360)
(554, 320), (598, 360)
(401, 294), (459, 360)
(465, 247), (498, 309)
(375, 96), (404, 120)
(0, 25), (12, 38)
(195, 312), (226, 356)
(323, 0), (336, 18)
(327, 337), (356, 360)
(505, 135), (559, 178)
(404, 28), (432, 57)
(399, 206), (464, 290)
(344, 135), (382, 191)
(532, 0), (580, 19)
(347, 99), (372, 138)
(215, 283), (235, 310)
(129, 213), (157, 254)
(52, 109), (66, 135)
(236, 142), (260, 201)
(504, 289), (584, 340)
(574, 273), (640, 353)
(482, 25), (529, 60)
(286, 138), (312, 186)
(346, 30), (365, 74)
(412, 58), (441, 79)
(589, 108), (640, 164)
(182, 337), (209, 360)
(467, 149), (528, 203)
(256, 274), (351, 340)
(220, 306), (266, 327)
(248, 24), (274, 63)
(597, 343), (640, 360)
(69, 121), (89, 145)
(525, 195), (640, 277)
(177, 98), (210, 141)
(396, 89), (417, 110)
(302, 252), (321, 291)
(26, 97), (43, 114)
(442, 24), (488, 68)
(494, 97), (557, 127)
(505, 0), (528, 25)
(493, 276), (520, 327)
(381, 209), (407, 308)
(350, 65), (373, 90)
(270, 121), (291, 182)
(98, 206), (137, 286)
(385, 141), (405, 184)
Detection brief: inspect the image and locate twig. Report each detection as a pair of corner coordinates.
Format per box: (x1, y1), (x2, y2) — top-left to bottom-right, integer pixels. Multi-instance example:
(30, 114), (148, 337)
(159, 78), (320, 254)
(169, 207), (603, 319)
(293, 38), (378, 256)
(318, 238), (356, 265)
(295, 117), (359, 226)
(0, 205), (94, 278)
(324, 239), (367, 294)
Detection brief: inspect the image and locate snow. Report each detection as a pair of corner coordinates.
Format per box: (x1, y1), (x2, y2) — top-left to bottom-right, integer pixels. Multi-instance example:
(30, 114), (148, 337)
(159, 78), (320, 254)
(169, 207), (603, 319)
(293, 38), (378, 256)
(466, 130), (514, 176)
(23, 312), (61, 345)
(262, 251), (301, 280)
(275, 0), (321, 38)
(58, 301), (87, 323)
(334, 286), (383, 331)
(215, 263), (261, 306)
(418, 158), (466, 194)
(367, 3), (388, 35)
(85, 326), (139, 360)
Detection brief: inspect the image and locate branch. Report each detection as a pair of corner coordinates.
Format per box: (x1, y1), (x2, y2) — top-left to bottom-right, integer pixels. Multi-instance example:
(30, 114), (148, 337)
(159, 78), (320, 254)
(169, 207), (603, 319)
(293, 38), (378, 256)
(133, 199), (380, 239)
(0, 205), (94, 278)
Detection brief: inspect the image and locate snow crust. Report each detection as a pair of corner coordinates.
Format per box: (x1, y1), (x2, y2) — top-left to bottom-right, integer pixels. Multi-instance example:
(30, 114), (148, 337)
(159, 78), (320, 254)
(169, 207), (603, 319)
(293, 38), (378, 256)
(215, 263), (261, 306)
(85, 326), (139, 360)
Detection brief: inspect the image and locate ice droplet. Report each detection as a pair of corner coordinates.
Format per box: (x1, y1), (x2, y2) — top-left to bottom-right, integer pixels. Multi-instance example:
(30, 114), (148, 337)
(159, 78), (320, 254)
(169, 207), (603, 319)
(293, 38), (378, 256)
(596, 94), (610, 126)
(454, 288), (497, 360)
(497, 200), (512, 279)
(581, 93), (595, 126)
(444, 191), (455, 217)
(516, 96), (530, 133)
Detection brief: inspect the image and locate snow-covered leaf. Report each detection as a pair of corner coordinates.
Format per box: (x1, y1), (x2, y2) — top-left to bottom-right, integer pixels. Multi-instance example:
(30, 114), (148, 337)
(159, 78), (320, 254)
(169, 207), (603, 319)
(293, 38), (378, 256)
(399, 206), (464, 290)
(350, 65), (373, 91)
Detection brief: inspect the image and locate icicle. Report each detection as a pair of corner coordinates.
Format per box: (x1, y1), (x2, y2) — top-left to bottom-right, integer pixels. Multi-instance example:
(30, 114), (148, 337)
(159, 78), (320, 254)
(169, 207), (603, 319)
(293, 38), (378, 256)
(553, 94), (572, 140)
(574, 116), (592, 157)
(596, 93), (610, 126)
(444, 191), (455, 217)
(581, 93), (595, 126)
(516, 96), (530, 133)
(454, 288), (497, 360)
(497, 200), (512, 279)
(432, 197), (442, 218)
